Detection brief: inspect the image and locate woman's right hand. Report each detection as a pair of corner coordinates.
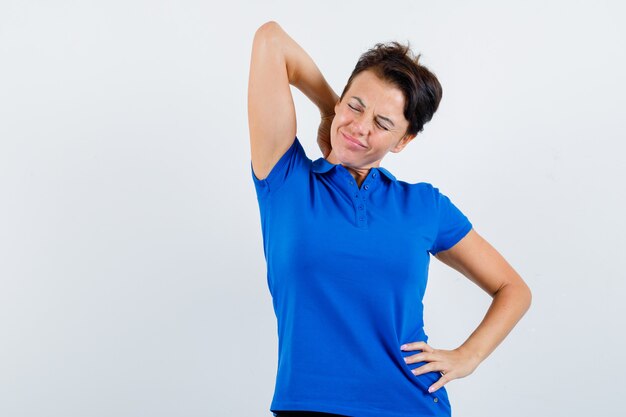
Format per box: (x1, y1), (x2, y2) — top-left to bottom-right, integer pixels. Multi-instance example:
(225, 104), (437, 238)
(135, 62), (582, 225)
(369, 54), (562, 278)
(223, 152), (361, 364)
(317, 113), (334, 159)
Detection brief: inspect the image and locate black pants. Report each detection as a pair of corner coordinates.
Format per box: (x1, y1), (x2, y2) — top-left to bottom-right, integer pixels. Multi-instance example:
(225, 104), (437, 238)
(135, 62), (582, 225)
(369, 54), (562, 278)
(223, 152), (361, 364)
(273, 412), (349, 417)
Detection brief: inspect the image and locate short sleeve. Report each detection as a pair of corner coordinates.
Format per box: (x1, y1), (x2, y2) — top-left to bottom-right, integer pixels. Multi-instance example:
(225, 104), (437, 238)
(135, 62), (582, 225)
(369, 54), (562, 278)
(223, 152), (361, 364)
(250, 136), (309, 199)
(429, 187), (473, 255)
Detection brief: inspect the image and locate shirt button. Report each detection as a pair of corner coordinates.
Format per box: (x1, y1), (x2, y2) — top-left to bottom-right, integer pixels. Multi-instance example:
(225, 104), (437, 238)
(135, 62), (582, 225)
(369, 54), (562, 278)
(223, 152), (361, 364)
(373, 173), (378, 178)
(364, 185), (369, 190)
(433, 398), (439, 403)
(349, 181), (354, 185)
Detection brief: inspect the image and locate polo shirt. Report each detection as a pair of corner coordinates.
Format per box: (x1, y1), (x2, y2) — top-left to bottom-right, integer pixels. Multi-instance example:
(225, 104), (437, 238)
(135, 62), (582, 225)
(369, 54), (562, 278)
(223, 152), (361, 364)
(251, 136), (473, 417)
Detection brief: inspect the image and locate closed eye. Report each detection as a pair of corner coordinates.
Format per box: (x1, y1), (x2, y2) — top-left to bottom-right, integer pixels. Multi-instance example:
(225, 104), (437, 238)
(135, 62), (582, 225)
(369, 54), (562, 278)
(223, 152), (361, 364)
(349, 104), (389, 131)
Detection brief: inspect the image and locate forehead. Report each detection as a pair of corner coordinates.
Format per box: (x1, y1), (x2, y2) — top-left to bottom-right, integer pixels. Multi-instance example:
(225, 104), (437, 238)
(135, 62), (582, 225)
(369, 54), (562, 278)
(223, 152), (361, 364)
(346, 70), (406, 116)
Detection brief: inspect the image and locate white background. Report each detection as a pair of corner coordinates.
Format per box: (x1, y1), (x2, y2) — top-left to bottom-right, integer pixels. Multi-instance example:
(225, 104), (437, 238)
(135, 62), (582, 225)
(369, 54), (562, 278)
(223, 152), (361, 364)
(1, 1), (625, 416)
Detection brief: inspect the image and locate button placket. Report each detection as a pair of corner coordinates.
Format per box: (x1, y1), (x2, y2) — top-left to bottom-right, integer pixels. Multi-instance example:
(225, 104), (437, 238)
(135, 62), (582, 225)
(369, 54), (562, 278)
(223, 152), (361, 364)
(357, 179), (372, 226)
(356, 192), (366, 225)
(352, 181), (365, 226)
(341, 166), (381, 228)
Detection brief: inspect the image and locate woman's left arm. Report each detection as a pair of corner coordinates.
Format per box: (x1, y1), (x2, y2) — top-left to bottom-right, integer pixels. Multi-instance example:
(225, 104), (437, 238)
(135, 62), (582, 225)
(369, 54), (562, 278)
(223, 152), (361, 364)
(401, 228), (532, 393)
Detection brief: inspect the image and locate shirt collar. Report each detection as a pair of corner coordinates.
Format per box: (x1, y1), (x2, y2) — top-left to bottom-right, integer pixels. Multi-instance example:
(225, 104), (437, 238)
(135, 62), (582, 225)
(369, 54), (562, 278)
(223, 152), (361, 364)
(311, 157), (397, 182)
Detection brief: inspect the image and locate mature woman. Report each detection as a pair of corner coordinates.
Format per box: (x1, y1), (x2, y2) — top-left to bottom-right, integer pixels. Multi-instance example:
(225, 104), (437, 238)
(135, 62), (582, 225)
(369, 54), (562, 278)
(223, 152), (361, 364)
(248, 21), (531, 417)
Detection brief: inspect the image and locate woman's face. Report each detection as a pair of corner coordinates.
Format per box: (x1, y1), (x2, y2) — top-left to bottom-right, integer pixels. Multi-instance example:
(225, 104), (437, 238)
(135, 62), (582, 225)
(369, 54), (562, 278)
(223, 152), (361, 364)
(327, 69), (416, 169)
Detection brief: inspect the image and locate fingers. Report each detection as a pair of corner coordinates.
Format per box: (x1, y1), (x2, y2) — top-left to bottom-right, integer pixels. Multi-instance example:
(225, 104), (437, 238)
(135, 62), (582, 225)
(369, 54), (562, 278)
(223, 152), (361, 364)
(410, 362), (438, 376)
(401, 341), (451, 393)
(410, 363), (451, 393)
(403, 351), (435, 365)
(428, 374), (451, 393)
(400, 341), (434, 353)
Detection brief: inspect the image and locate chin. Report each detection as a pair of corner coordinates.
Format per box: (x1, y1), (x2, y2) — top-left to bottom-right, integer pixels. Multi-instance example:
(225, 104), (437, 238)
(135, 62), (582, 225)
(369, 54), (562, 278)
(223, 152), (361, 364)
(333, 149), (357, 166)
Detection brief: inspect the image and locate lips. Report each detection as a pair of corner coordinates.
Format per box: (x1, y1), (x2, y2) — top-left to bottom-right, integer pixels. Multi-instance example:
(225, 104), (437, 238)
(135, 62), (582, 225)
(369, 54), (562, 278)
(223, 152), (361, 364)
(341, 131), (366, 148)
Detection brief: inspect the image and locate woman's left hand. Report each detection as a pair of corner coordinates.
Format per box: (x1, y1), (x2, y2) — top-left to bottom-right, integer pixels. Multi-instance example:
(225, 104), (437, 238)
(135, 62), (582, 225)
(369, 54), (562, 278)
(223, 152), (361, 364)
(401, 341), (482, 393)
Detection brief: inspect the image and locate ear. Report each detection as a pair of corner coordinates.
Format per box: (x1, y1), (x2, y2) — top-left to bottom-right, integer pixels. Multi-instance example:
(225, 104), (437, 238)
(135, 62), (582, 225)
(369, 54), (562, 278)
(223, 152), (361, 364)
(391, 133), (417, 153)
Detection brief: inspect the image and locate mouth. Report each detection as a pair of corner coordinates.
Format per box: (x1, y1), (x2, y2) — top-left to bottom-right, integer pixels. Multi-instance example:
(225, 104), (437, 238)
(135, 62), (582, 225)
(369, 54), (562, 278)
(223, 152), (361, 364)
(341, 131), (366, 148)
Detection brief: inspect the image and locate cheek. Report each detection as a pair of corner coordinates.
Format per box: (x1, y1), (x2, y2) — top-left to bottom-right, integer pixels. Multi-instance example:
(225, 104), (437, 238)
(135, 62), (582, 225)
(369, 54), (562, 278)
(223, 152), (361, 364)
(334, 113), (352, 131)
(335, 107), (351, 121)
(331, 114), (345, 133)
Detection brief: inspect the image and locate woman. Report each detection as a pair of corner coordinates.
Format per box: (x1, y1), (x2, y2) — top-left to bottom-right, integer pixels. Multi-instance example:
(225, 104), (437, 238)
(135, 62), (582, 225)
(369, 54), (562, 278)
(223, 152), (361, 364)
(248, 21), (531, 417)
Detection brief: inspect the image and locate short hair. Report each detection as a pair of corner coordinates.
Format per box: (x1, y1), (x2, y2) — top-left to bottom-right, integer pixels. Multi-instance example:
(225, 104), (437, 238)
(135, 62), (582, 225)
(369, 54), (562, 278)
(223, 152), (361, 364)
(339, 41), (443, 137)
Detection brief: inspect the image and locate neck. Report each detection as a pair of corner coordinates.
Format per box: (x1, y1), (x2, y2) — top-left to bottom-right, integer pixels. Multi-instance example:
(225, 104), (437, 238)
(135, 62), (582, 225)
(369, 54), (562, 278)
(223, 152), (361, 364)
(326, 149), (373, 187)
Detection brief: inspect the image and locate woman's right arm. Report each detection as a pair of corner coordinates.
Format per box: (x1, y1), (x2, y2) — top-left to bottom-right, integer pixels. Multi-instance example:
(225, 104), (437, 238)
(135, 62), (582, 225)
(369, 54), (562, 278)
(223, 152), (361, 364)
(248, 21), (338, 179)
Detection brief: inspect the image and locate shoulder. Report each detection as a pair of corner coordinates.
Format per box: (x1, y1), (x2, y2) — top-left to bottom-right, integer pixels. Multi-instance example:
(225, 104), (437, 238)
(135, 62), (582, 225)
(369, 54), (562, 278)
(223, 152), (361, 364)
(392, 178), (439, 197)
(251, 136), (312, 198)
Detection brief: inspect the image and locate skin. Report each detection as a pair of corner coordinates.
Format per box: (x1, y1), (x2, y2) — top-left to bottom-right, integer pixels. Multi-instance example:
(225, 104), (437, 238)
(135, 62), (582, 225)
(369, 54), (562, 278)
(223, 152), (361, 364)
(321, 72), (532, 394)
(249, 21), (532, 396)
(324, 69), (416, 187)
(402, 233), (532, 393)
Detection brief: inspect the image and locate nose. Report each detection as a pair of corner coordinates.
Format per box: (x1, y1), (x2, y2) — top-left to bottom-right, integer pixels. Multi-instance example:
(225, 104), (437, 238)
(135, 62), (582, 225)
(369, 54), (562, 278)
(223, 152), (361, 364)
(350, 115), (372, 137)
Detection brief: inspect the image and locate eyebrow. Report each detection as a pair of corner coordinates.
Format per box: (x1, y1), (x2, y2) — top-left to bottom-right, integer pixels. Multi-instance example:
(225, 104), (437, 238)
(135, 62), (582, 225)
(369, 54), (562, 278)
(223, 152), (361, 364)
(351, 96), (396, 127)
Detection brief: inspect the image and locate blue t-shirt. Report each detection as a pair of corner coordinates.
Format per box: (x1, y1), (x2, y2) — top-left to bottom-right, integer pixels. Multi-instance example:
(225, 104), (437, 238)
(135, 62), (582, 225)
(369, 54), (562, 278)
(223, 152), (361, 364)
(251, 137), (473, 417)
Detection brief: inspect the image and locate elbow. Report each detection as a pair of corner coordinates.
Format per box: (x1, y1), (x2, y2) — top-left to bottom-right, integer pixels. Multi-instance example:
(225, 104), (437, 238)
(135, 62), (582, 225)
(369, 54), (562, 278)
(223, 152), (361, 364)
(254, 21), (281, 42)
(495, 276), (532, 312)
(252, 21), (283, 58)
(524, 281), (533, 311)
(512, 280), (533, 313)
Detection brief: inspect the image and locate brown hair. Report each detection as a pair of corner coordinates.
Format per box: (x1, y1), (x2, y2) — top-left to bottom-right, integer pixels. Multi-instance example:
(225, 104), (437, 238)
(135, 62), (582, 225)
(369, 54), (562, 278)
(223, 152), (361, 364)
(339, 41), (443, 137)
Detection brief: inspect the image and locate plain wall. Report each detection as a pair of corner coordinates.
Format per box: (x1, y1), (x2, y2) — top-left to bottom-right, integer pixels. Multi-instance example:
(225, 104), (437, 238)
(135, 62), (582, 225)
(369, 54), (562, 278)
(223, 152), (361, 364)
(1, 0), (625, 416)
